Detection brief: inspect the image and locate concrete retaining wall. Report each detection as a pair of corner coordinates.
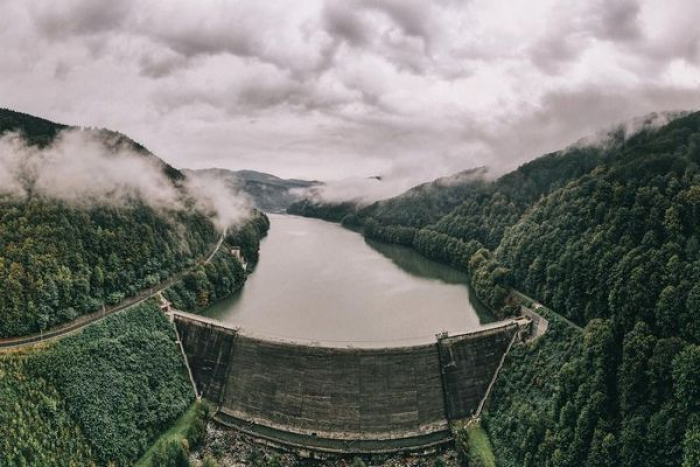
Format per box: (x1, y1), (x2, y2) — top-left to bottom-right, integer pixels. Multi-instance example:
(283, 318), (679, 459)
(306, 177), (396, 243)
(175, 314), (238, 403)
(221, 335), (447, 440)
(437, 324), (518, 419)
(172, 313), (527, 452)
(520, 306), (549, 339)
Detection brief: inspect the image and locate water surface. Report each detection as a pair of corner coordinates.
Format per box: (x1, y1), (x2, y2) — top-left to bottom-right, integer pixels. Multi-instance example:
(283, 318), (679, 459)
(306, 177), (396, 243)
(204, 214), (493, 346)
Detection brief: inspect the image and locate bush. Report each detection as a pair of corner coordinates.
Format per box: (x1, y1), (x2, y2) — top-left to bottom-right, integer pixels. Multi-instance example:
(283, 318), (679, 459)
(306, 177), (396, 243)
(29, 301), (193, 466)
(152, 439), (190, 467)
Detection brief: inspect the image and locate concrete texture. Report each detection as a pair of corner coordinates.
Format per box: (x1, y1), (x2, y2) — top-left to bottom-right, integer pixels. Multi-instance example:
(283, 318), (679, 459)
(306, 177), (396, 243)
(520, 306), (549, 339)
(175, 314), (238, 403)
(438, 323), (518, 420)
(172, 313), (528, 453)
(221, 334), (448, 440)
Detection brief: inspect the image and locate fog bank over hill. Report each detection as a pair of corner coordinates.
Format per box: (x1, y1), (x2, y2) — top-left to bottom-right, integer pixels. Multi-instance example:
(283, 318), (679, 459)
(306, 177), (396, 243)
(288, 111), (692, 206)
(0, 128), (252, 231)
(184, 168), (318, 213)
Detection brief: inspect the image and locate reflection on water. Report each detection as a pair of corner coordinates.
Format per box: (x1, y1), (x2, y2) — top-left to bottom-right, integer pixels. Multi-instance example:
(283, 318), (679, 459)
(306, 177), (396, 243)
(365, 239), (495, 324)
(204, 214), (493, 346)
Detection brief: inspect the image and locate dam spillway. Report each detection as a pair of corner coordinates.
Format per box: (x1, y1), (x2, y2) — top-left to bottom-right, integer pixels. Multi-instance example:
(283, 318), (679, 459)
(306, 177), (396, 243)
(173, 312), (528, 454)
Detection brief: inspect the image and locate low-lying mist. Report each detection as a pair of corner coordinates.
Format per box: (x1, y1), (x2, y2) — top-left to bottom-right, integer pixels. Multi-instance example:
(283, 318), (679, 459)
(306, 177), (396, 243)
(0, 129), (252, 231)
(290, 176), (416, 207)
(291, 111), (689, 207)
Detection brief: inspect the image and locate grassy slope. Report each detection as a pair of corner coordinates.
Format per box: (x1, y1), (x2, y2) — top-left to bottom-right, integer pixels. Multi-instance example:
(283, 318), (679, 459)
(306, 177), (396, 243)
(135, 401), (202, 467)
(467, 423), (498, 467)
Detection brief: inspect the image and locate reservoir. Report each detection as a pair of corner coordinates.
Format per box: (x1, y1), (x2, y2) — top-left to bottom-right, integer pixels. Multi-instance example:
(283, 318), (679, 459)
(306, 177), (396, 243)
(204, 214), (494, 346)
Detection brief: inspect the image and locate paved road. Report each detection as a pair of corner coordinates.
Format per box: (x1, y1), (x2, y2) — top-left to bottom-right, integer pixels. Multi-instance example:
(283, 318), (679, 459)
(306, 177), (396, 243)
(205, 227), (227, 264)
(0, 234), (226, 351)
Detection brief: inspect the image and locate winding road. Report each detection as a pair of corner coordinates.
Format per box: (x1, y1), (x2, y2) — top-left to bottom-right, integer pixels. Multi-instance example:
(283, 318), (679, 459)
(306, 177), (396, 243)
(0, 233), (227, 351)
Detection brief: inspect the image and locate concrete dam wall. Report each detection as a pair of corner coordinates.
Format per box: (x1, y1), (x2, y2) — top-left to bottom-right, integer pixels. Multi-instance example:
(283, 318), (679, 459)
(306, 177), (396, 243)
(174, 313), (526, 453)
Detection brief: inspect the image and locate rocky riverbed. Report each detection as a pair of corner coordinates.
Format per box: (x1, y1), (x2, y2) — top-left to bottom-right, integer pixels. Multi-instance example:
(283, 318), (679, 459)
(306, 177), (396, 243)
(191, 423), (461, 467)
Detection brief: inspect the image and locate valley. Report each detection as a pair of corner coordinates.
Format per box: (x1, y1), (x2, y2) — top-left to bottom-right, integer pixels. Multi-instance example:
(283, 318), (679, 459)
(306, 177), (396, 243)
(4, 3), (699, 466)
(1, 108), (700, 467)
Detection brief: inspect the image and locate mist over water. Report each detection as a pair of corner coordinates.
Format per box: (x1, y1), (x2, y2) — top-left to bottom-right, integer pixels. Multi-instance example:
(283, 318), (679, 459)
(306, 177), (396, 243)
(204, 214), (493, 346)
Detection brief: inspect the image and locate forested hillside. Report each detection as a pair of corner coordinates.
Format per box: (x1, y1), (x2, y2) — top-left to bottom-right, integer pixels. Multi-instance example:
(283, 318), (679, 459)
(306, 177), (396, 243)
(0, 199), (218, 337)
(291, 111), (700, 466)
(0, 302), (194, 467)
(165, 212), (270, 312)
(187, 168), (317, 213)
(0, 109), (262, 337)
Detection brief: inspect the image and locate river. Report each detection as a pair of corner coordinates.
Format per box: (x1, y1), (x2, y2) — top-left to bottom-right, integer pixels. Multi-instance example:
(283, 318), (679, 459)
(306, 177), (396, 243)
(204, 214), (494, 346)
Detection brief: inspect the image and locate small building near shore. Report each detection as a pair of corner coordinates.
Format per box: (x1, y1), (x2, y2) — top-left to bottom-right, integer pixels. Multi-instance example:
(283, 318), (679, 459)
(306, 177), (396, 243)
(158, 294), (172, 313)
(230, 247), (248, 271)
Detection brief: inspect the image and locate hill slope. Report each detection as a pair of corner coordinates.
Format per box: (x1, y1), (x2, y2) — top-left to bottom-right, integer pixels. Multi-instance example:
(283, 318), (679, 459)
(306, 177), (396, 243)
(0, 109), (260, 337)
(293, 111), (700, 467)
(186, 168), (317, 213)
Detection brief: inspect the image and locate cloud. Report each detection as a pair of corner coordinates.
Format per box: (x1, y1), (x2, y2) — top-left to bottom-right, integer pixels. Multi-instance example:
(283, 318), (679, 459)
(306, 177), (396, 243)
(29, 0), (132, 38)
(0, 0), (698, 195)
(0, 129), (252, 231)
(293, 176), (418, 206)
(322, 2), (371, 48)
(592, 0), (643, 42)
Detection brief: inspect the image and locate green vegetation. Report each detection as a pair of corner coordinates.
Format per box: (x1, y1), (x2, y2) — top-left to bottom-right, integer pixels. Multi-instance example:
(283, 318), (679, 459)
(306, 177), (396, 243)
(164, 212), (269, 312)
(0, 109), (271, 337)
(0, 302), (194, 466)
(164, 252), (246, 312)
(31, 301), (194, 465)
(482, 307), (584, 466)
(287, 199), (358, 222)
(0, 109), (221, 337)
(465, 423), (497, 467)
(293, 111), (700, 466)
(0, 350), (95, 467)
(224, 211), (270, 265)
(0, 109), (266, 464)
(136, 402), (208, 467)
(0, 197), (218, 337)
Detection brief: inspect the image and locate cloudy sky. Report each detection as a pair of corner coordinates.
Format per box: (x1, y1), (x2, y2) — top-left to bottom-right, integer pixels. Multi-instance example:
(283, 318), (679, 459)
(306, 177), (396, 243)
(1, 0), (700, 189)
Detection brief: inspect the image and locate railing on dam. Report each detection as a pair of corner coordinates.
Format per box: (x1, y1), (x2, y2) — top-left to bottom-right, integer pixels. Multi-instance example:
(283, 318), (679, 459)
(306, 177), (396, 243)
(172, 312), (532, 454)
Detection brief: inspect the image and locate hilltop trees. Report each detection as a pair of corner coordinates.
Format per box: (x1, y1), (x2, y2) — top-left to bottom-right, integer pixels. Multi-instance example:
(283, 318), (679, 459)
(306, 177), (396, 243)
(0, 198), (219, 337)
(294, 111), (700, 466)
(0, 302), (193, 466)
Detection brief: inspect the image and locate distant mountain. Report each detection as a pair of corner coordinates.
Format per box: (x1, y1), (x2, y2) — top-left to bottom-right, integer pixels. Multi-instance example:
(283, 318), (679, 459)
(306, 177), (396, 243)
(185, 168), (318, 213)
(287, 167), (490, 224)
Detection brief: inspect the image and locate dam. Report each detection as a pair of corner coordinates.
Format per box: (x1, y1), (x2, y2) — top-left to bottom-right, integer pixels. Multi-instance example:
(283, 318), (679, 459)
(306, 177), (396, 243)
(173, 312), (531, 454)
(170, 215), (537, 453)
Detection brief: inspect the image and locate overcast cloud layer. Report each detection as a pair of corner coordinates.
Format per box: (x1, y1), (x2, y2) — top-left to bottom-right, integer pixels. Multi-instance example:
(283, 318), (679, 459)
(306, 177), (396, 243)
(1, 0), (699, 192)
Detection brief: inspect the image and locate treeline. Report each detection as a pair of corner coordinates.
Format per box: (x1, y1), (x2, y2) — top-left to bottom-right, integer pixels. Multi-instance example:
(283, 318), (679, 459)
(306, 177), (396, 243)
(484, 114), (700, 466)
(0, 302), (194, 466)
(0, 197), (218, 337)
(0, 353), (95, 467)
(287, 198), (358, 222)
(224, 211), (270, 265)
(165, 211), (270, 312)
(0, 108), (226, 338)
(293, 111), (700, 465)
